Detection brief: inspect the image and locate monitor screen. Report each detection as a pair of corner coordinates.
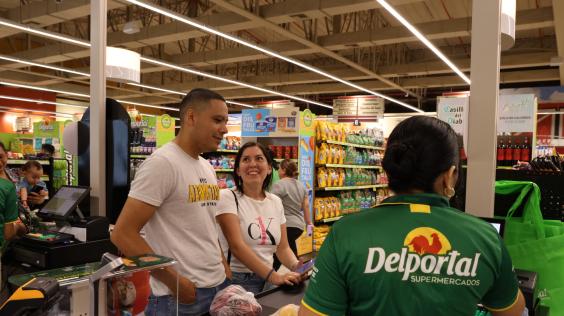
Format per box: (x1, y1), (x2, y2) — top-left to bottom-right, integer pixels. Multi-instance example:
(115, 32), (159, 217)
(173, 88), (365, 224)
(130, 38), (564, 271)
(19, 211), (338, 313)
(479, 217), (505, 237)
(39, 186), (90, 218)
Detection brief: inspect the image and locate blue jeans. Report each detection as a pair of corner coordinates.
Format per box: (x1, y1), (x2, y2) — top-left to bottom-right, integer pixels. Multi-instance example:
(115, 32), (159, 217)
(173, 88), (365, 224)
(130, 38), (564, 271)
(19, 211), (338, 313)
(145, 279), (230, 316)
(231, 272), (266, 295)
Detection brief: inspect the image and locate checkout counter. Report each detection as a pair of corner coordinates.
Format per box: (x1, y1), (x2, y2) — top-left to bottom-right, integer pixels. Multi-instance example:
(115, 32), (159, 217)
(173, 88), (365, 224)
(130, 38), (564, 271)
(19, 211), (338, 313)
(9, 186), (116, 271)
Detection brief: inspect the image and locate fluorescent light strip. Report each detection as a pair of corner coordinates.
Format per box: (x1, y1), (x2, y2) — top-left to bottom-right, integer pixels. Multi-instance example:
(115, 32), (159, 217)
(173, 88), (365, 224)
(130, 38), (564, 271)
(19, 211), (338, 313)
(141, 56), (332, 109)
(538, 111), (563, 115)
(0, 17), (90, 48)
(1, 17), (325, 109)
(0, 54), (90, 77)
(0, 95), (87, 109)
(116, 99), (178, 111)
(127, 82), (254, 108)
(0, 81), (90, 98)
(225, 100), (254, 108)
(377, 0), (471, 85)
(127, 82), (185, 96)
(0, 105), (74, 117)
(127, 0), (422, 112)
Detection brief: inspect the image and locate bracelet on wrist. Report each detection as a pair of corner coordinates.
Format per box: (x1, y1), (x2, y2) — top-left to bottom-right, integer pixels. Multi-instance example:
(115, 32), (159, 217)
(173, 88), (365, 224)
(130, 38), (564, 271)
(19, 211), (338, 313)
(265, 268), (275, 282)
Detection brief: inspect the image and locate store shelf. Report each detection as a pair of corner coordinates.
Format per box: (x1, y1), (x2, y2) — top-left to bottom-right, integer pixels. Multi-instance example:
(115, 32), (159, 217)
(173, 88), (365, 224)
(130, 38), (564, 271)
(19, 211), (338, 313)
(214, 149), (239, 154)
(315, 184), (387, 191)
(214, 169), (234, 172)
(317, 163), (382, 170)
(462, 165), (516, 170)
(321, 139), (384, 150)
(130, 154), (150, 159)
(7, 159), (50, 165)
(318, 216), (343, 223)
(41, 176), (49, 181)
(274, 158), (298, 162)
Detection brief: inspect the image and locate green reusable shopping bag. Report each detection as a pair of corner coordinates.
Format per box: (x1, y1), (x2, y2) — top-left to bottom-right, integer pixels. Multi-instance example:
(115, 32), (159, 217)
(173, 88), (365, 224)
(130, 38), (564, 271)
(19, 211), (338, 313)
(495, 181), (564, 315)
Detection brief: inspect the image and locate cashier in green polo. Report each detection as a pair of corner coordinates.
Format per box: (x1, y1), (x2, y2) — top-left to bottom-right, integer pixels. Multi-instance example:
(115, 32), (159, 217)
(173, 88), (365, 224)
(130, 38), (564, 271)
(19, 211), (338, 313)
(299, 116), (525, 316)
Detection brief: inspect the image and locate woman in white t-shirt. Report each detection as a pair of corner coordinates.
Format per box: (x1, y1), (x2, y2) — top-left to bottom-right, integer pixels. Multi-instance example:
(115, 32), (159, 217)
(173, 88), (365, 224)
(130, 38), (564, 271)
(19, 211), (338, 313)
(216, 142), (303, 294)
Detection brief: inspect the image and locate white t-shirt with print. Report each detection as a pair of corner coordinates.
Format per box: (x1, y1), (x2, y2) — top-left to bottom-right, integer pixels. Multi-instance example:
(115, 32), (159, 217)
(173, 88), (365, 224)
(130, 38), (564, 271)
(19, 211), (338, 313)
(216, 189), (286, 273)
(129, 142), (226, 296)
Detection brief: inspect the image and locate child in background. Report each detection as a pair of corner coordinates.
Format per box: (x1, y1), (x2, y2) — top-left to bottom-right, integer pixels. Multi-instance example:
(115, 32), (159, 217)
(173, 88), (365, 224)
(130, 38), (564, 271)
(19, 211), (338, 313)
(18, 160), (48, 210)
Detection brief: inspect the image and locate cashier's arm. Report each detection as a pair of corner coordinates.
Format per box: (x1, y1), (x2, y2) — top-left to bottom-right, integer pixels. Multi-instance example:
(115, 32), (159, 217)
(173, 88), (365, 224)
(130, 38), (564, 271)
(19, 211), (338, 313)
(111, 197), (182, 292)
(489, 290), (526, 316)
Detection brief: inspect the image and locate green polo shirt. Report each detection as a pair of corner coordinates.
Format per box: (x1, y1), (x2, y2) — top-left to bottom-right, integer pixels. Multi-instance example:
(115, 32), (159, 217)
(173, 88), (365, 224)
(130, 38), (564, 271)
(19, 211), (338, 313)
(0, 177), (19, 250)
(302, 193), (520, 316)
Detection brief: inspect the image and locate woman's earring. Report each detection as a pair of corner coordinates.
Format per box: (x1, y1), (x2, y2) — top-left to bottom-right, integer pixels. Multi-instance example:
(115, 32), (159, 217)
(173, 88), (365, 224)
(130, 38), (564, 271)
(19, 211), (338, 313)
(444, 187), (455, 198)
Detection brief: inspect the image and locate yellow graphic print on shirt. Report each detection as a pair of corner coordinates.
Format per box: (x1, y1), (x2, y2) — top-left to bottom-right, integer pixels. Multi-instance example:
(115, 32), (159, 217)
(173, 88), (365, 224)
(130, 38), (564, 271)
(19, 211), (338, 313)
(188, 183), (220, 206)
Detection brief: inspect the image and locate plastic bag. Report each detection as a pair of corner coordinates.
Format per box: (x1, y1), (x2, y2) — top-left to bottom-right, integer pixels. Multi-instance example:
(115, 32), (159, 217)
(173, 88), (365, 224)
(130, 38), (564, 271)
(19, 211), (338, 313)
(210, 285), (262, 316)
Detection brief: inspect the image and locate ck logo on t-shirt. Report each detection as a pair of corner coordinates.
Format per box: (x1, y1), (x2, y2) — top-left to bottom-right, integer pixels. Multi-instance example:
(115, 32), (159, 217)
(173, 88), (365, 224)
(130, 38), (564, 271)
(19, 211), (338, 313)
(248, 217), (275, 245)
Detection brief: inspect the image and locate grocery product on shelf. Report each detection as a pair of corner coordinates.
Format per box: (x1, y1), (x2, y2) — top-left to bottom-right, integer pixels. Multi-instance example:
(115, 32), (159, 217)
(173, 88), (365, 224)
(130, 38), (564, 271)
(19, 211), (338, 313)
(316, 121), (384, 147)
(217, 173), (236, 189)
(208, 154), (236, 170)
(317, 168), (378, 188)
(313, 225), (331, 251)
(218, 136), (241, 151)
(268, 145), (298, 159)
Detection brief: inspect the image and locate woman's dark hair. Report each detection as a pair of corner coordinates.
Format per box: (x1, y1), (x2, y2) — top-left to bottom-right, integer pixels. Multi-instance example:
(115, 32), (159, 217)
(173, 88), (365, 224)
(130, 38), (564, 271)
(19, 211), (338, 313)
(382, 116), (459, 194)
(280, 159), (299, 178)
(22, 160), (43, 172)
(233, 142), (274, 195)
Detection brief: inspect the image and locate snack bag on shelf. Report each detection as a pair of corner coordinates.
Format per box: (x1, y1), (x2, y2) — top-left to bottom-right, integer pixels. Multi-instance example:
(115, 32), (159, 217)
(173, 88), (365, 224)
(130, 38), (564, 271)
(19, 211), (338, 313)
(338, 169), (345, 187)
(331, 168), (340, 187)
(317, 167), (327, 188)
(318, 143), (328, 164)
(314, 198), (323, 222)
(338, 146), (345, 164)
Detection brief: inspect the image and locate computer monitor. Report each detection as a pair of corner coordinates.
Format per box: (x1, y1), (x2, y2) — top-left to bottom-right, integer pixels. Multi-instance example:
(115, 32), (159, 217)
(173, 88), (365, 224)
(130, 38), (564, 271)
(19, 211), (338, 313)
(38, 186), (90, 220)
(479, 217), (505, 237)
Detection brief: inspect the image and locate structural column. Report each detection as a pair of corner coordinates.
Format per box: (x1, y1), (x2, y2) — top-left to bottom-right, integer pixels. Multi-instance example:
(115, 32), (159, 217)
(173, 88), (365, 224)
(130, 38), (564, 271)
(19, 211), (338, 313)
(466, 0), (502, 217)
(90, 1), (107, 216)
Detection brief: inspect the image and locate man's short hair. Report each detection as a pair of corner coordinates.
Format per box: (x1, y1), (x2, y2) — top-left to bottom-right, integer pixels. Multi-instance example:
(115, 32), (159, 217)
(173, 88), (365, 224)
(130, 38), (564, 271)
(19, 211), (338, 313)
(179, 88), (226, 125)
(41, 143), (55, 156)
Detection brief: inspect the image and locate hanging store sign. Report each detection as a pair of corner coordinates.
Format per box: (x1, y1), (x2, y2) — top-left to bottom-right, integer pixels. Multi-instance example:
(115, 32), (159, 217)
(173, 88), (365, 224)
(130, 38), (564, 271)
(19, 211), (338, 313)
(333, 96), (384, 122)
(437, 96), (469, 154)
(497, 94), (537, 133)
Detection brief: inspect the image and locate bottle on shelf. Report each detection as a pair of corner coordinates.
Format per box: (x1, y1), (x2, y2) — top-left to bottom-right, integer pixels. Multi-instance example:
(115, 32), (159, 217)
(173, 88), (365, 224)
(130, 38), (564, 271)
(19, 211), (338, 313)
(497, 134), (506, 166)
(521, 136), (531, 162)
(513, 138), (521, 163)
(504, 135), (513, 166)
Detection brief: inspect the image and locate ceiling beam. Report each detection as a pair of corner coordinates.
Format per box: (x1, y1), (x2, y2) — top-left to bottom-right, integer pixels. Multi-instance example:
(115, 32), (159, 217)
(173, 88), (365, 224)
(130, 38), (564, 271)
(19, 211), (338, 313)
(552, 0), (564, 84)
(0, 0), (125, 40)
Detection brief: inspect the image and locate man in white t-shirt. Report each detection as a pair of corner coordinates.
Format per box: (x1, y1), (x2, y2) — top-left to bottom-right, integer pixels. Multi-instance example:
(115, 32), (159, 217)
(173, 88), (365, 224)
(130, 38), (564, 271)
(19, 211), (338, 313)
(111, 88), (231, 316)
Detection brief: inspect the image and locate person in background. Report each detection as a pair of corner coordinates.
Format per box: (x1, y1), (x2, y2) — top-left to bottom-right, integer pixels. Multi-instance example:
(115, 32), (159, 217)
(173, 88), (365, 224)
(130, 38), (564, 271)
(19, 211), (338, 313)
(0, 142), (27, 286)
(17, 161), (48, 210)
(216, 142), (302, 294)
(271, 159), (312, 266)
(111, 88), (231, 316)
(299, 116), (525, 316)
(39, 144), (55, 158)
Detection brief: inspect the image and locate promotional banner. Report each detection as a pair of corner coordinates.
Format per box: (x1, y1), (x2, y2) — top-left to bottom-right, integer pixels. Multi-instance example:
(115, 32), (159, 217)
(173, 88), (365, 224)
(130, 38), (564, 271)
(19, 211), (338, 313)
(299, 110), (316, 223)
(156, 114), (175, 148)
(241, 107), (299, 137)
(437, 96), (469, 154)
(498, 94), (537, 133)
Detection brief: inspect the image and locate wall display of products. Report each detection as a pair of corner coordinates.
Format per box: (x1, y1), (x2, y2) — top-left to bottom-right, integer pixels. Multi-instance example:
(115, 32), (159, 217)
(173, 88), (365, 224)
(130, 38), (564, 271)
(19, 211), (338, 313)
(241, 107), (299, 137)
(497, 133), (533, 166)
(130, 114), (175, 155)
(217, 173), (236, 189)
(313, 225), (330, 252)
(268, 145), (298, 160)
(218, 136), (241, 151)
(208, 154), (236, 171)
(312, 120), (389, 234)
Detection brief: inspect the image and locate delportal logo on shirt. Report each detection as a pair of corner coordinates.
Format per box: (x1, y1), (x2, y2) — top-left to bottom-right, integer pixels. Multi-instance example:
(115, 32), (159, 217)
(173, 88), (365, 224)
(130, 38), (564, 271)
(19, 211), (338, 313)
(364, 227), (482, 286)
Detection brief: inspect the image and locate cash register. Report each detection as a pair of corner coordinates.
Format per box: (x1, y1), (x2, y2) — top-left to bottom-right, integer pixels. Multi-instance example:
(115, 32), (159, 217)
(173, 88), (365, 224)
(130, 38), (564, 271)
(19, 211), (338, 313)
(11, 186), (117, 270)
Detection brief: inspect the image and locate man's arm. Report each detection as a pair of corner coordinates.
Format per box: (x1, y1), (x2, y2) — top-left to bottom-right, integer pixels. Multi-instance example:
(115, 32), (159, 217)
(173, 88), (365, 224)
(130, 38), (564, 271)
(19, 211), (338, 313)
(490, 290), (526, 316)
(111, 197), (196, 303)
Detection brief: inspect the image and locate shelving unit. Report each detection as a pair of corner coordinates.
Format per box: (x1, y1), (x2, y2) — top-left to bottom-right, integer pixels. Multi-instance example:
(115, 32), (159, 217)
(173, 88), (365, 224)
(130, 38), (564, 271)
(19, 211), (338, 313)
(316, 163), (382, 170)
(322, 139), (384, 151)
(130, 154), (150, 159)
(214, 169), (234, 172)
(274, 158), (298, 163)
(315, 184), (388, 191)
(7, 159), (50, 165)
(214, 149), (239, 154)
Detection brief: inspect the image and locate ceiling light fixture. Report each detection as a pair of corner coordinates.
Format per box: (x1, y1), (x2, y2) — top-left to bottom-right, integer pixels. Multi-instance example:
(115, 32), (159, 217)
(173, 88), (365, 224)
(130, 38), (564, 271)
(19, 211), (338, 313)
(0, 81), (90, 98)
(0, 105), (74, 117)
(0, 95), (88, 109)
(115, 99), (179, 111)
(225, 100), (254, 108)
(376, 0), (471, 85)
(0, 54), (90, 77)
(141, 56), (332, 109)
(0, 17), (90, 48)
(126, 0), (422, 112)
(1, 16), (328, 109)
